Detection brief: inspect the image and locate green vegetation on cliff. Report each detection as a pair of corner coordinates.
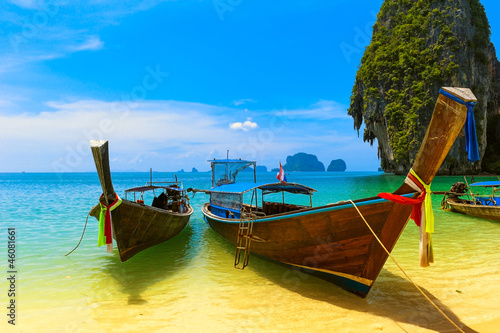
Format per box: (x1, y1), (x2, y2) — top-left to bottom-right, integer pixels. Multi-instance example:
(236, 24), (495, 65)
(348, 0), (492, 172)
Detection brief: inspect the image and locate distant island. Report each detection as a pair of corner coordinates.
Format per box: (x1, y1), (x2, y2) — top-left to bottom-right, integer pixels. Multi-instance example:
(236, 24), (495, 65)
(256, 165), (267, 173)
(282, 153), (325, 172)
(269, 153), (348, 172)
(176, 154), (350, 173)
(242, 165), (268, 173)
(327, 159), (347, 172)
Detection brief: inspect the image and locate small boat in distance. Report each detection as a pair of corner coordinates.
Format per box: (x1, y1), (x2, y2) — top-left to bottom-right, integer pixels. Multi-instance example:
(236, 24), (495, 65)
(191, 87), (476, 297)
(89, 140), (193, 262)
(441, 176), (500, 222)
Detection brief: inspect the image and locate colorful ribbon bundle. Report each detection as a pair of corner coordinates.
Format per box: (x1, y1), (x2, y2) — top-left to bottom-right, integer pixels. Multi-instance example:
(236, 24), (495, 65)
(378, 169), (434, 267)
(97, 193), (122, 253)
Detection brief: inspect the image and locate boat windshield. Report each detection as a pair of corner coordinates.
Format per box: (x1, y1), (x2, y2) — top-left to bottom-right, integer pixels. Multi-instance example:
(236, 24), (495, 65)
(210, 159), (256, 187)
(210, 192), (242, 211)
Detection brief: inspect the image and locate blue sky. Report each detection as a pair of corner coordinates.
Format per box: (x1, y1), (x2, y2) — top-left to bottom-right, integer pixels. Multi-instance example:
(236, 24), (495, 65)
(0, 0), (499, 172)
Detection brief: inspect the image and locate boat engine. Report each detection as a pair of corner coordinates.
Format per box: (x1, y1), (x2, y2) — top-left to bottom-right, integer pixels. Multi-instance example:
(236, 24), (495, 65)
(441, 181), (468, 209)
(449, 181), (467, 195)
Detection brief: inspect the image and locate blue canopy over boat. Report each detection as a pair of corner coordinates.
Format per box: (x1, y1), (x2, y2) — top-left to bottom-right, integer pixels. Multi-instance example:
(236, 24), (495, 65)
(469, 181), (500, 187)
(208, 182), (316, 195)
(209, 159), (255, 163)
(125, 185), (184, 193)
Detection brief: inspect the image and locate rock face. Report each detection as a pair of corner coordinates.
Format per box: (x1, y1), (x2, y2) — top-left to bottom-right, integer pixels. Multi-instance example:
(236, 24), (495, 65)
(242, 165), (268, 172)
(256, 165), (268, 173)
(283, 153), (325, 171)
(241, 165), (267, 173)
(348, 0), (500, 175)
(327, 159), (347, 172)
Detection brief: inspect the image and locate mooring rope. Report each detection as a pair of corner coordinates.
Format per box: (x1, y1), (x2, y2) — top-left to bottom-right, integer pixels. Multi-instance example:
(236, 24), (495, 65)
(348, 200), (465, 333)
(65, 212), (90, 257)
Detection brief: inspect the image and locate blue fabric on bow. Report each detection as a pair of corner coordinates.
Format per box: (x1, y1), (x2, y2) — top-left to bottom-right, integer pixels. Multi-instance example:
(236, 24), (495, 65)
(439, 88), (479, 162)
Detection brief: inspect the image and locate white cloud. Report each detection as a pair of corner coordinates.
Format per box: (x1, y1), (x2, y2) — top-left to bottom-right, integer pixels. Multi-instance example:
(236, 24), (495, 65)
(229, 118), (258, 131)
(0, 98), (16, 108)
(69, 35), (104, 52)
(0, 0), (165, 70)
(8, 0), (38, 9)
(0, 32), (105, 73)
(0, 98), (378, 172)
(233, 99), (256, 106)
(275, 100), (350, 120)
(0, 100), (243, 171)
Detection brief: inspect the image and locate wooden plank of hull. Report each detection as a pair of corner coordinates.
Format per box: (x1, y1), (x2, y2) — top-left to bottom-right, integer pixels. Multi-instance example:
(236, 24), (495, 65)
(203, 198), (412, 297)
(92, 199), (193, 262)
(113, 200), (193, 262)
(447, 199), (500, 222)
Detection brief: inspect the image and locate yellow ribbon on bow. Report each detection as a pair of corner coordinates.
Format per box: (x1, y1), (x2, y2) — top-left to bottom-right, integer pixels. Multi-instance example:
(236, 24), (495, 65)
(409, 168), (434, 233)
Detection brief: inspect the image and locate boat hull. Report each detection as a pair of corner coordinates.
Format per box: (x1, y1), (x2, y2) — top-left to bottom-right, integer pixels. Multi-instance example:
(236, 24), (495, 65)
(91, 199), (193, 261)
(202, 197), (414, 297)
(89, 140), (193, 262)
(446, 198), (500, 222)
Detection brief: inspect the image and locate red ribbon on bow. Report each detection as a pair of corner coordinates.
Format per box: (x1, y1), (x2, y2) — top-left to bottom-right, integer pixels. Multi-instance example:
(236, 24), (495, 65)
(99, 193), (121, 245)
(377, 191), (425, 227)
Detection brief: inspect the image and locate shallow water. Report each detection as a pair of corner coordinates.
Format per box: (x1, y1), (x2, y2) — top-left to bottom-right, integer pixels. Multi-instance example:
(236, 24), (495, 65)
(1, 172), (499, 332)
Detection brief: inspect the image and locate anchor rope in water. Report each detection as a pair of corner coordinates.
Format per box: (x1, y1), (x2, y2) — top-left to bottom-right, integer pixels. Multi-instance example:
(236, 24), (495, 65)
(348, 200), (465, 333)
(65, 212), (90, 257)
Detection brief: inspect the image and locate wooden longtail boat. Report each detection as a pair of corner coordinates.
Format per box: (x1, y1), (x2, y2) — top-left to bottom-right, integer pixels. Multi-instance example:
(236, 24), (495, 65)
(89, 140), (193, 262)
(193, 87), (476, 297)
(442, 177), (500, 222)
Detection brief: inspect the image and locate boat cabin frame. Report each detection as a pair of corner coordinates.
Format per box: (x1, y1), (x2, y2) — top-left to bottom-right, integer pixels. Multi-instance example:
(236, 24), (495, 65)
(447, 176), (500, 207)
(207, 159), (316, 219)
(125, 181), (188, 213)
(467, 179), (500, 206)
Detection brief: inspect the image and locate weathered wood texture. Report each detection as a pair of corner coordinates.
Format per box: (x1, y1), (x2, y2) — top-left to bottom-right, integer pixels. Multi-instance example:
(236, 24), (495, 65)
(446, 198), (500, 222)
(90, 140), (193, 262)
(90, 140), (115, 204)
(395, 87), (475, 194)
(92, 201), (193, 261)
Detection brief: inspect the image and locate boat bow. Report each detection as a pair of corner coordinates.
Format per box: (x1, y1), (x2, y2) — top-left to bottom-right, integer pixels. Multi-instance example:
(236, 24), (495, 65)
(90, 140), (116, 204)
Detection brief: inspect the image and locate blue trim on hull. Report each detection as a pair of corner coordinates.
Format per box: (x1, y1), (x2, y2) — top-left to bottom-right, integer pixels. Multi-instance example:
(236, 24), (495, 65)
(252, 253), (372, 297)
(207, 193), (414, 223)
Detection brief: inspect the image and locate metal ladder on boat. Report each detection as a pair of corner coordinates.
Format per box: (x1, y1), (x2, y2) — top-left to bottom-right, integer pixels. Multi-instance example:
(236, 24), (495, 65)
(234, 212), (255, 269)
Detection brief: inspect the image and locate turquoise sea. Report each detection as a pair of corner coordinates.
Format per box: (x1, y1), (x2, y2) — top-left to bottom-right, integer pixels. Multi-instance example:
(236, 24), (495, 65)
(1, 171), (500, 332)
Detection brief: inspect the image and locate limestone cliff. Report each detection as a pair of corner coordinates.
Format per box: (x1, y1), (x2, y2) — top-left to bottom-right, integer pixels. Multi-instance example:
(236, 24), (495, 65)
(348, 0), (500, 175)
